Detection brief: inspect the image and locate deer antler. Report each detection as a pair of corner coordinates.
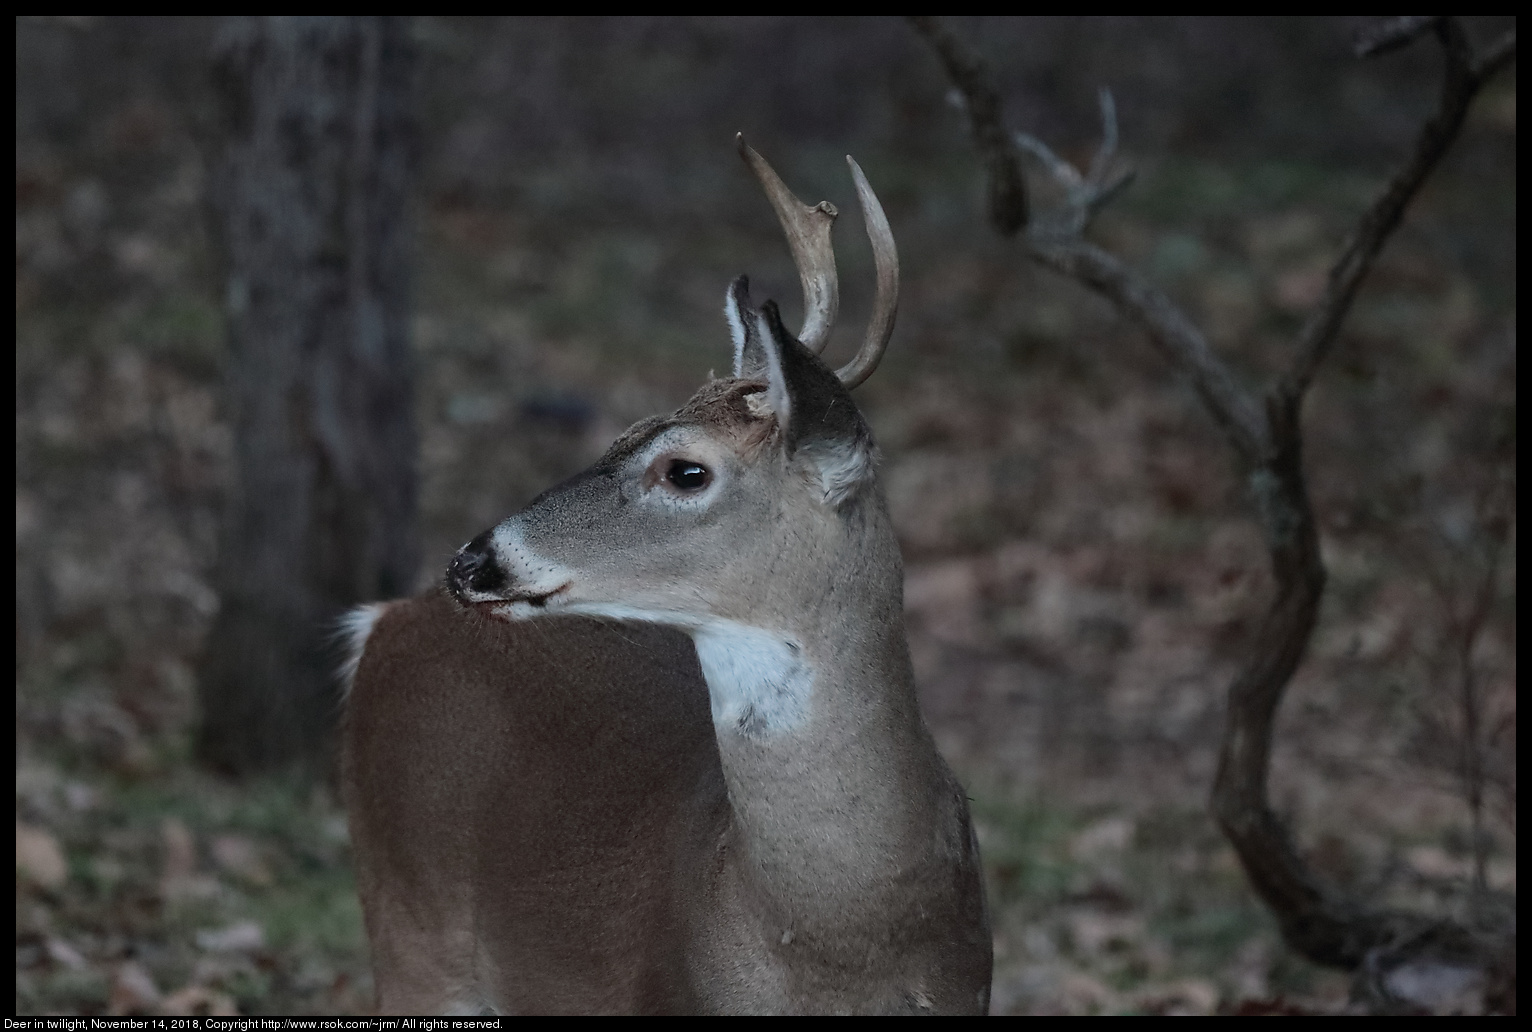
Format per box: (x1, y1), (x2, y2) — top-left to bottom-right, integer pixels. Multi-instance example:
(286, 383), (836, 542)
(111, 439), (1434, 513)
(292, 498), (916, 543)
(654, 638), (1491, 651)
(736, 134), (840, 355)
(835, 154), (899, 390)
(737, 135), (900, 388)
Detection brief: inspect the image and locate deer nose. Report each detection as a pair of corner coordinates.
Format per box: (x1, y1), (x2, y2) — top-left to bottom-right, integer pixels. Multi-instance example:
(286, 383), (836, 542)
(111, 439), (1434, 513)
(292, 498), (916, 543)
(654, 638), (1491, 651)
(447, 531), (507, 601)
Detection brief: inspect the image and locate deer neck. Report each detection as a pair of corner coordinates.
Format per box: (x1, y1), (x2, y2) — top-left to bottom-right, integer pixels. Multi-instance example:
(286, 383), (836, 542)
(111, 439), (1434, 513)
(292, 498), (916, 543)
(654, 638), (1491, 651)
(689, 504), (946, 934)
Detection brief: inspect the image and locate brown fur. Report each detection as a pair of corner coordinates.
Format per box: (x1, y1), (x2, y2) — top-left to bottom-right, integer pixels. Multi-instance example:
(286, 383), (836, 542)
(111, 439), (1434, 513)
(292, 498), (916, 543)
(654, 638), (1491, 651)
(344, 588), (991, 1014)
(344, 590), (726, 1013)
(345, 242), (990, 1015)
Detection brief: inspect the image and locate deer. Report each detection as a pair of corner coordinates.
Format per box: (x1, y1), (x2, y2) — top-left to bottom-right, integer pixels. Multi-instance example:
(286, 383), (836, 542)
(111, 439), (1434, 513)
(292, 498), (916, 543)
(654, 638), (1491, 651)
(340, 137), (992, 1015)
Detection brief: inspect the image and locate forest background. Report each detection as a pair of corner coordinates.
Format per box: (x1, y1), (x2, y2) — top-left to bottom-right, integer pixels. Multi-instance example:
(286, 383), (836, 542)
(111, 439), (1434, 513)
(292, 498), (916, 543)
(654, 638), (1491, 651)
(15, 16), (1516, 1015)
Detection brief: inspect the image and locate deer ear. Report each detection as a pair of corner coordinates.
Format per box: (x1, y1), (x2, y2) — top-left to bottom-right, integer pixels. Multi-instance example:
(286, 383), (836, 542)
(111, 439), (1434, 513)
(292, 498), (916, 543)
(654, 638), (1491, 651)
(756, 300), (876, 507)
(725, 276), (770, 379)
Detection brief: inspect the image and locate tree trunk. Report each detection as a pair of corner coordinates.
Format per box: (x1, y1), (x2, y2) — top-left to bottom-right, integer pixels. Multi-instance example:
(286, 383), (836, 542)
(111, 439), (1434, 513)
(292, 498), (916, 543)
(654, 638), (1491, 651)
(198, 16), (419, 777)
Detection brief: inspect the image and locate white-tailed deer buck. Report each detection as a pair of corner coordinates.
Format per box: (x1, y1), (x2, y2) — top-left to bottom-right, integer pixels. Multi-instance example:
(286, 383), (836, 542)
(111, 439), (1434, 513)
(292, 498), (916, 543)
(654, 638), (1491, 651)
(342, 137), (992, 1015)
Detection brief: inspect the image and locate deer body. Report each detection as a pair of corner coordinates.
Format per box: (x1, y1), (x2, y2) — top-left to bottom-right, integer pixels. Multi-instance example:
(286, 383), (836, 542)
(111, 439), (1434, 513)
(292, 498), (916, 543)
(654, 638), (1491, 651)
(342, 141), (992, 1014)
(345, 600), (721, 1011)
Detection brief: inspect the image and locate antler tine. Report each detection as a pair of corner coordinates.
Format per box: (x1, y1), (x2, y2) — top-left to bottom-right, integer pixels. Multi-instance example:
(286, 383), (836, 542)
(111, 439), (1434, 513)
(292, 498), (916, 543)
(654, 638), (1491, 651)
(736, 134), (839, 354)
(833, 155), (899, 390)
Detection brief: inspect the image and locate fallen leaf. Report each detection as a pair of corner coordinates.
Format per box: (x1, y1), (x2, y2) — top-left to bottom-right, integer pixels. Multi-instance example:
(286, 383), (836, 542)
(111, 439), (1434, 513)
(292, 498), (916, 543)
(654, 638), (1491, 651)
(45, 937), (88, 970)
(1384, 959), (1486, 1015)
(196, 920), (265, 954)
(1405, 844), (1471, 881)
(1057, 969), (1121, 1014)
(63, 781), (100, 812)
(159, 816), (219, 901)
(1066, 909), (1145, 955)
(160, 817), (197, 879)
(1069, 816), (1135, 861)
(210, 834), (273, 886)
(1136, 977), (1220, 1015)
(160, 985), (239, 1017)
(16, 821), (67, 889)
(110, 961), (161, 1015)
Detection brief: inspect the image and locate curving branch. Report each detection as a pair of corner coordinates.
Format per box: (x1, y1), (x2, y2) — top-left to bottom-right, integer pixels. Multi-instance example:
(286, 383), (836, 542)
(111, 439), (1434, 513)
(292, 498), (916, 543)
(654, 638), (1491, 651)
(1474, 27), (1517, 79)
(907, 16), (1028, 235)
(1353, 16), (1441, 59)
(1026, 237), (1267, 466)
(1281, 18), (1513, 401)
(1014, 89), (1139, 240)
(1007, 83), (1265, 462)
(914, 15), (1517, 996)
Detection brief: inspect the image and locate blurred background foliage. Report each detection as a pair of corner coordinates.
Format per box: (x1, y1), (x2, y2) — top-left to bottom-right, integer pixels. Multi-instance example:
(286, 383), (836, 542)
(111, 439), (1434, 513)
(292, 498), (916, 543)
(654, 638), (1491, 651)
(15, 16), (1515, 1015)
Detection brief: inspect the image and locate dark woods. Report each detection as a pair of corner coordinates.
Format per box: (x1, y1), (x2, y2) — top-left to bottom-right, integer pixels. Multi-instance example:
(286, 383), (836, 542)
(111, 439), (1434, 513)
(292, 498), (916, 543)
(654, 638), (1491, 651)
(16, 17), (1515, 1015)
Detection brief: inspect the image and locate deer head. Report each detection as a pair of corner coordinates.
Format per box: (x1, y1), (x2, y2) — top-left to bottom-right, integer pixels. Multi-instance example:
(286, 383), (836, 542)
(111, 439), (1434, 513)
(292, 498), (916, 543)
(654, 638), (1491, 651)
(446, 138), (900, 737)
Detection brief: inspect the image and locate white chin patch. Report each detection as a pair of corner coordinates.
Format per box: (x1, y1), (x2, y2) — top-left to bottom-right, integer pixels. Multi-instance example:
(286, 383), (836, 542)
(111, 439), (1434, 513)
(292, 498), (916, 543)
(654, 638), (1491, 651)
(552, 604), (814, 739)
(692, 621), (812, 738)
(530, 600), (815, 734)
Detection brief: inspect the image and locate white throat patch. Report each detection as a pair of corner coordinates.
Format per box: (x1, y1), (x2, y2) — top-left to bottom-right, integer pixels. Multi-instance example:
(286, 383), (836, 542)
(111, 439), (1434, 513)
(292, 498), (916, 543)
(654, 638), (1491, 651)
(692, 621), (813, 738)
(517, 598), (816, 739)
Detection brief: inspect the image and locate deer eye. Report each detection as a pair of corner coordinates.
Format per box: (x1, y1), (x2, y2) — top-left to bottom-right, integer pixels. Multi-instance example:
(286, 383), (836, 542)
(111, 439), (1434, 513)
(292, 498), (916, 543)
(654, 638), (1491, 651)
(666, 460), (711, 491)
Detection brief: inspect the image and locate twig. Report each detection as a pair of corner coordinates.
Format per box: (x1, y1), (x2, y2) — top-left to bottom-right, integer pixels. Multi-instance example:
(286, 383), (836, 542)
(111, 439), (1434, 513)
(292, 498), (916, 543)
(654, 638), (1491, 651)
(1436, 482), (1510, 898)
(1474, 27), (1517, 80)
(1015, 88), (1137, 239)
(1280, 17), (1502, 402)
(1354, 16), (1441, 59)
(1026, 238), (1267, 464)
(1085, 88), (1119, 188)
(907, 16), (1028, 235)
(1012, 130), (1082, 193)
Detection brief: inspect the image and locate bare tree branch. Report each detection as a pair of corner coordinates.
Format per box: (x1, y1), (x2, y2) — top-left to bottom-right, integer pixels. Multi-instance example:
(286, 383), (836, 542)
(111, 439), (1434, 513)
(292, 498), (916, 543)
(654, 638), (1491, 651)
(920, 21), (1265, 464)
(1354, 16), (1441, 59)
(1281, 17), (1500, 402)
(1085, 88), (1119, 189)
(1474, 28), (1517, 78)
(1016, 89), (1137, 237)
(1027, 238), (1267, 465)
(907, 16), (1028, 235)
(1220, 18), (1517, 983)
(913, 15), (1518, 988)
(1012, 130), (1082, 195)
